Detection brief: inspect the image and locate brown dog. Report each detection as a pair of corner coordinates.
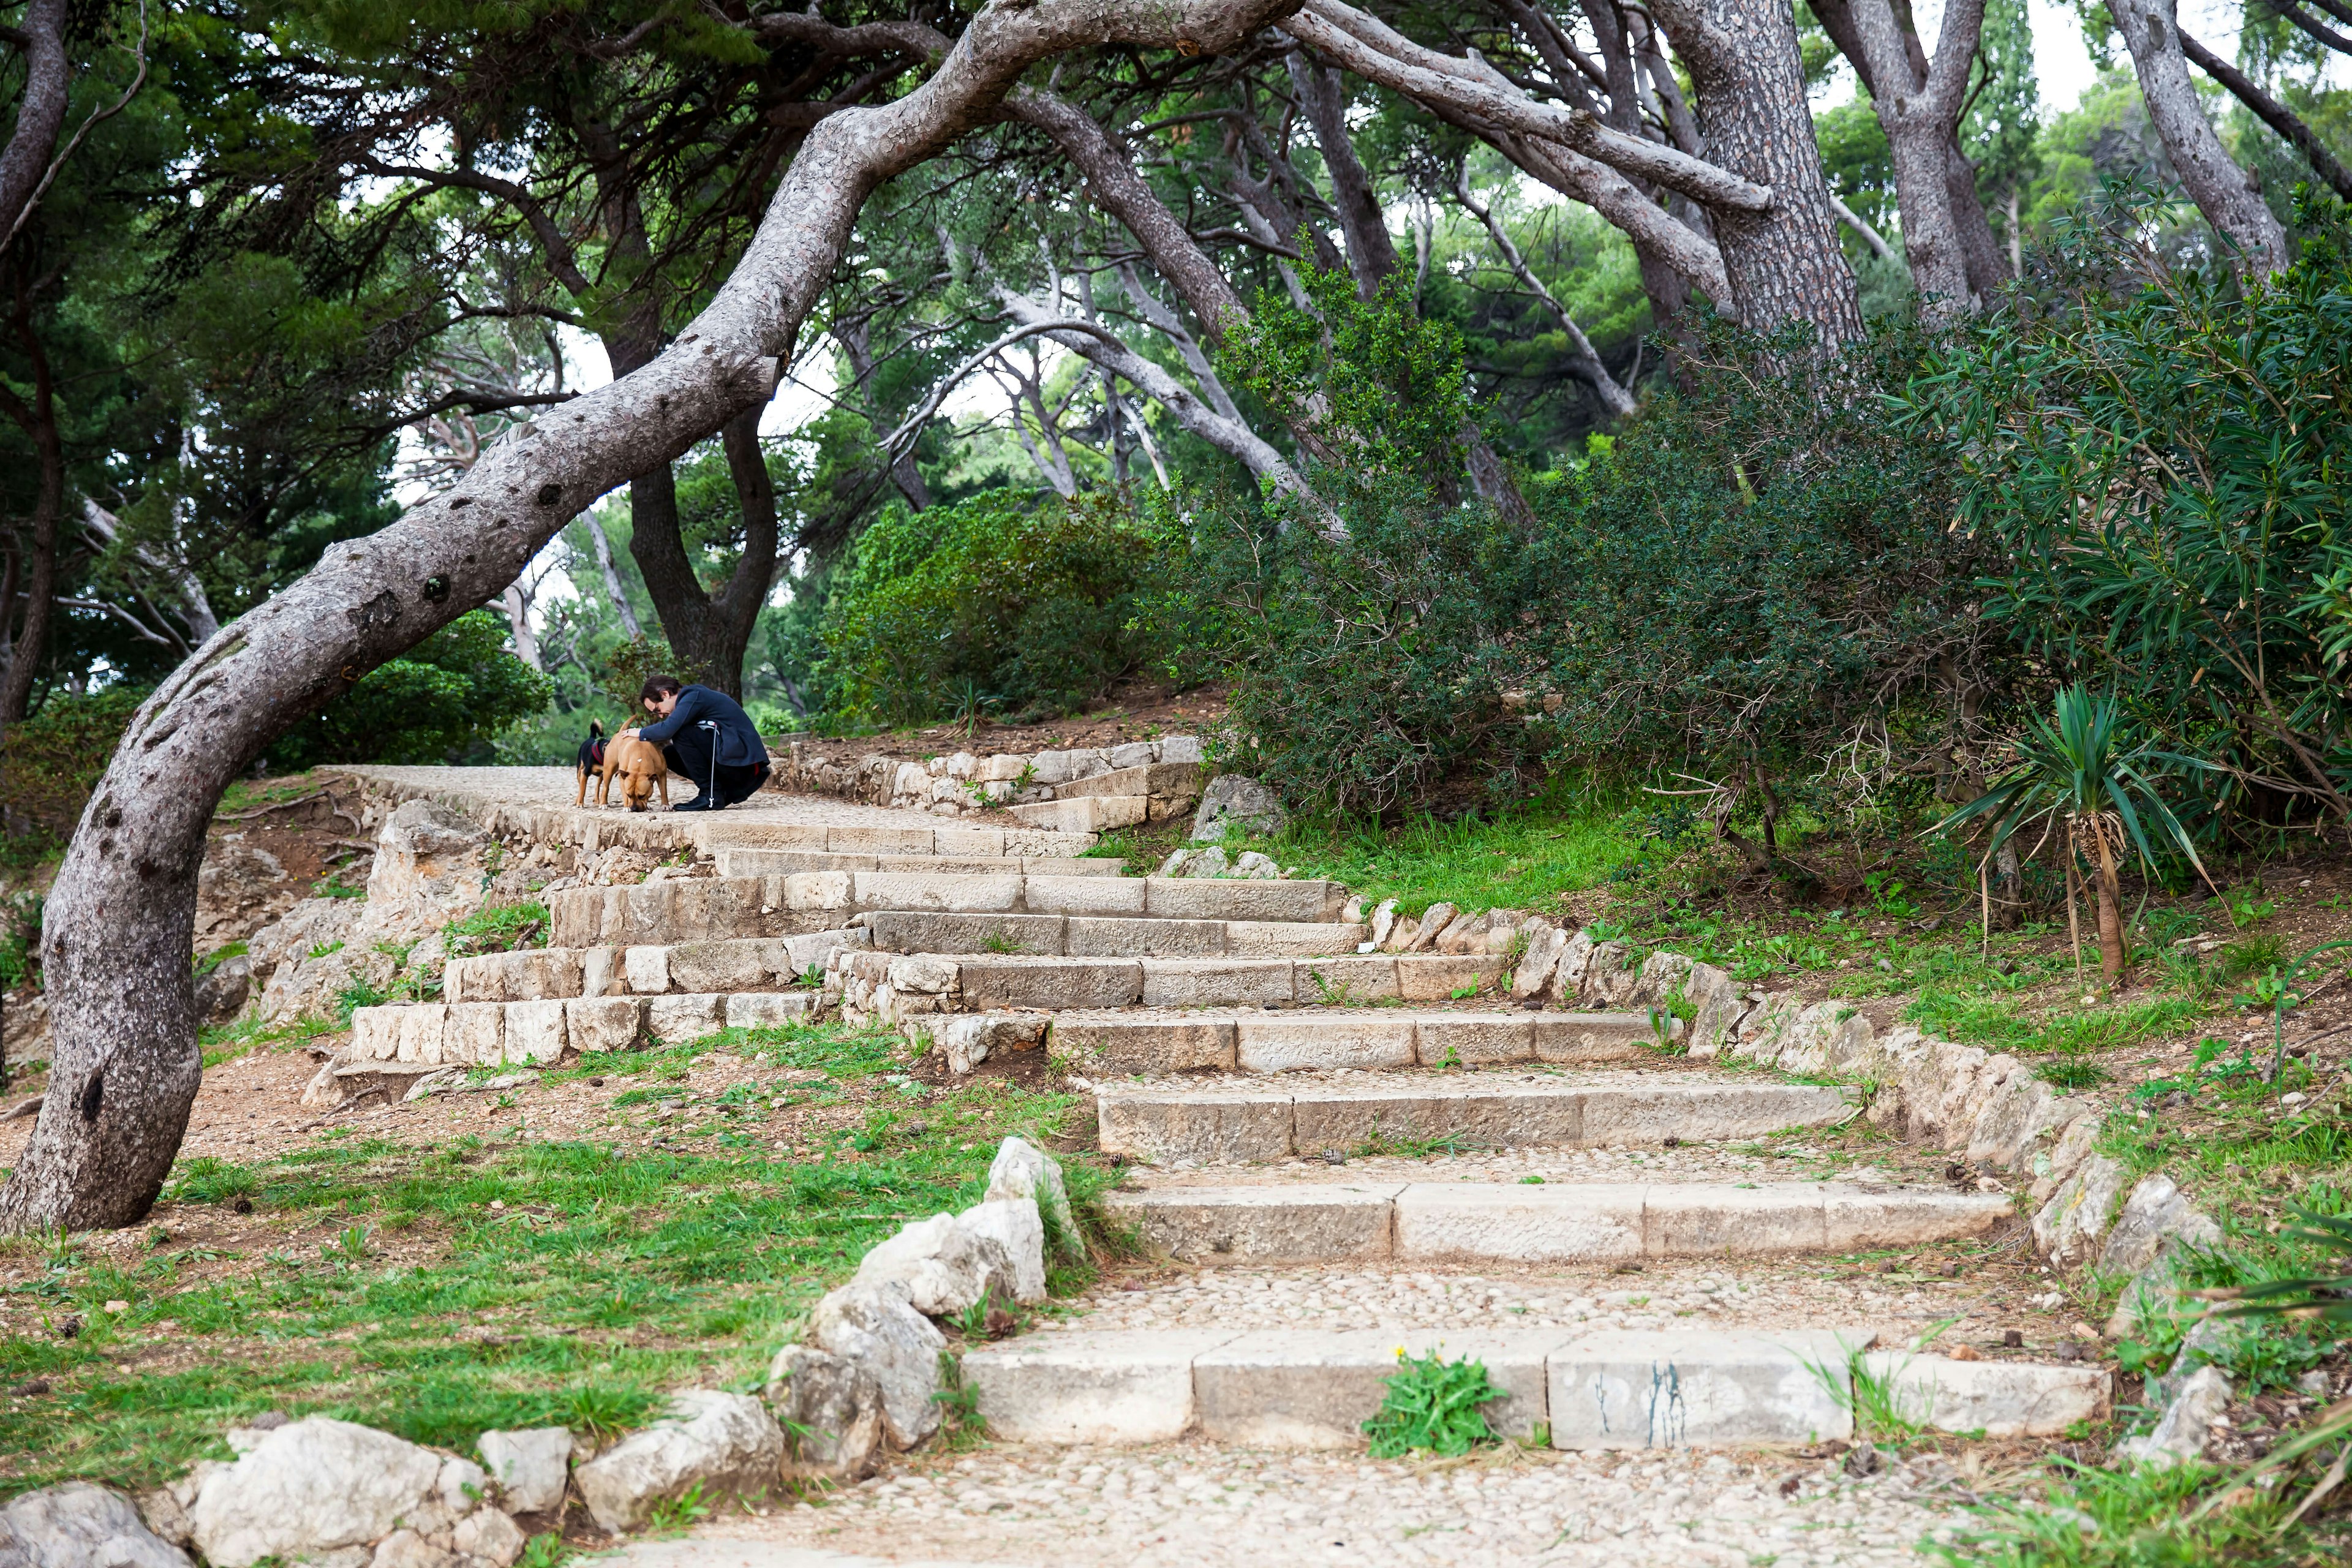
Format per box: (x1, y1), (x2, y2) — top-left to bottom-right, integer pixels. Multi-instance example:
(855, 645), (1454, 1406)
(595, 734), (671, 812)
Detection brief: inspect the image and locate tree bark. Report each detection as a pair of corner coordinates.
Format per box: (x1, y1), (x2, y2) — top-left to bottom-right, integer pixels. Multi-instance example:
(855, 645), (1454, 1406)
(2105, 0), (2293, 273)
(1845, 0), (1989, 315)
(2179, 28), (2352, 202)
(1286, 51), (1401, 297)
(2093, 823), (2126, 982)
(0, 0), (1303, 1235)
(583, 512), (643, 638)
(0, 294), (62, 731)
(1455, 164), (1637, 417)
(1646, 0), (1868, 344)
(0, 0), (70, 245)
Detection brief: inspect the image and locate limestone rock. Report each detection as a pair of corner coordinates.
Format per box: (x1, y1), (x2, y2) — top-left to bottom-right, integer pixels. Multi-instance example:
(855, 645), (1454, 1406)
(448, 1508), (526, 1568)
(1229, 851), (1281, 880)
(2117, 1365), (2232, 1468)
(2098, 1174), (2207, 1276)
(959, 1198), (1047, 1303)
(809, 1281), (946, 1449)
(764, 1345), (885, 1482)
(195, 954), (252, 1025)
(1681, 963), (1743, 1058)
(1509, 924), (1569, 1002)
(0, 1482), (193, 1568)
(366, 799), (491, 915)
(1191, 774), (1287, 842)
(245, 897), (361, 986)
(572, 1390), (785, 1535)
(475, 1427), (572, 1516)
(1367, 899), (1400, 950)
(188, 1417), (451, 1567)
(1400, 903), (1453, 954)
(987, 1136), (1080, 1258)
(932, 1013), (1047, 1076)
(854, 1212), (1017, 1316)
(368, 1529), (453, 1568)
(2033, 1155), (2132, 1265)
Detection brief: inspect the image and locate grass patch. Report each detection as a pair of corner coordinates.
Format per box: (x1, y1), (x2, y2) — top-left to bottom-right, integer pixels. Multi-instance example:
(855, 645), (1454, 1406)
(1936, 1455), (2345, 1567)
(443, 903), (551, 959)
(1363, 1349), (1503, 1458)
(0, 1019), (1101, 1499)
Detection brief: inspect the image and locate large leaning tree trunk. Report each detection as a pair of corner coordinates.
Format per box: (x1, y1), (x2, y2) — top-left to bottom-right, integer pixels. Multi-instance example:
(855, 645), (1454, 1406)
(1839, 0), (1990, 315)
(0, 0), (1303, 1235)
(0, 0), (71, 247)
(1648, 0), (1867, 344)
(2105, 0), (2292, 273)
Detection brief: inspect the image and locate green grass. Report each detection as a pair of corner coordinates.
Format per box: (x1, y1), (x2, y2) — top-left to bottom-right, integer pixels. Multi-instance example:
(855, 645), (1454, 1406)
(1235, 779), (1642, 918)
(1936, 1454), (2345, 1567)
(443, 902), (552, 958)
(0, 1019), (1101, 1499)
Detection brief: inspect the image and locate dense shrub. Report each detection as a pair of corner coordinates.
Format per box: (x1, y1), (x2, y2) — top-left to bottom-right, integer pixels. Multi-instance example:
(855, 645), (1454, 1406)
(0, 687), (148, 842)
(815, 490), (1163, 727)
(1178, 274), (2011, 820)
(1915, 186), (2352, 824)
(268, 608), (552, 768)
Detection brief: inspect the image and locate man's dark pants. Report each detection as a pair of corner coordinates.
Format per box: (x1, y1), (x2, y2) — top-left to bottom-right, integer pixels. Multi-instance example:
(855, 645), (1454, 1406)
(661, 731), (767, 808)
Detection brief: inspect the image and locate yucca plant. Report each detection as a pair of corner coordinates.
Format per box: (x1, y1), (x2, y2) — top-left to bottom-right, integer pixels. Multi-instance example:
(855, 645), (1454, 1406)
(1935, 685), (2213, 982)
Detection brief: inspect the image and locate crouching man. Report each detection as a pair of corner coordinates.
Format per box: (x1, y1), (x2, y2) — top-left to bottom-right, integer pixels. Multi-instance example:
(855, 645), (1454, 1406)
(619, 675), (771, 812)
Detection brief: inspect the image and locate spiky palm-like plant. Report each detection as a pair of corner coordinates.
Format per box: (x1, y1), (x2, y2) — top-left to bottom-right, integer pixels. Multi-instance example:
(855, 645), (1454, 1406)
(1936, 685), (2213, 982)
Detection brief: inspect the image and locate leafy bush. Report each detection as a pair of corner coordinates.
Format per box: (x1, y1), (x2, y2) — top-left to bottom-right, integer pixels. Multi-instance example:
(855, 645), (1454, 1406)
(815, 490), (1163, 726)
(268, 609), (552, 768)
(0, 687), (149, 843)
(1917, 184), (2352, 826)
(1178, 271), (2007, 820)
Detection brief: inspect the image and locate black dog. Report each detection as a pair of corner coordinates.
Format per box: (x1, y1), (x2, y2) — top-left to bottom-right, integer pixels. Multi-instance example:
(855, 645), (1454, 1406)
(572, 720), (608, 806)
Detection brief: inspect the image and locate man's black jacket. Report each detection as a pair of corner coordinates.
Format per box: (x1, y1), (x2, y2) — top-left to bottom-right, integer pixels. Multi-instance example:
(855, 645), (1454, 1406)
(638, 685), (768, 768)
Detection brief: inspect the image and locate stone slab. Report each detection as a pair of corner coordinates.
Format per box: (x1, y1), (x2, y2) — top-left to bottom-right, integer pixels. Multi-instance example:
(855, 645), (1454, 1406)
(1548, 1329), (1873, 1450)
(1578, 1084), (1851, 1144)
(1291, 957), (1402, 1005)
(1395, 955), (1504, 1001)
(1104, 1185), (1401, 1262)
(1236, 1017), (1416, 1073)
(1226, 921), (1368, 958)
(851, 872), (1025, 913)
(1097, 1088), (1293, 1164)
(1193, 1330), (1558, 1449)
(1530, 1014), (1658, 1063)
(964, 1329), (1240, 1444)
(1022, 876), (1148, 916)
(1643, 1184), (1827, 1255)
(1860, 1352), (2109, 1438)
(1067, 917), (1228, 959)
(1143, 879), (1335, 922)
(1140, 959), (1295, 1008)
(1413, 1015), (1532, 1067)
(864, 911), (1066, 956)
(959, 957), (1142, 1011)
(1393, 1183), (1646, 1263)
(1823, 1189), (2013, 1250)
(1048, 1016), (1238, 1073)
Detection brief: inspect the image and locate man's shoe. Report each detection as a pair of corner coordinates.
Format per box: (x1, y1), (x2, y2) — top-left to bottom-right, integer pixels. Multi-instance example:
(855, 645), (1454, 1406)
(671, 796), (718, 812)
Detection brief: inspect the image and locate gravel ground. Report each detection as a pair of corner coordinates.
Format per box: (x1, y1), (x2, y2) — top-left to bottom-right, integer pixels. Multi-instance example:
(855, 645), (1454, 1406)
(1038, 1256), (2084, 1350)
(668, 1441), (1983, 1567)
(337, 766), (963, 829)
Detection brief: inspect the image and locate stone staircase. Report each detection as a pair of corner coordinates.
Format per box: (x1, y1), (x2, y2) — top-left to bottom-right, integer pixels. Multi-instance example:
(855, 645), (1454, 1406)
(347, 810), (2108, 1458)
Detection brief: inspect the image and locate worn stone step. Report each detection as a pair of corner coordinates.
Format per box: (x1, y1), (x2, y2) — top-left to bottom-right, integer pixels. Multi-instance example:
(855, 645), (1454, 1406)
(1044, 1009), (1664, 1074)
(1102, 1181), (2011, 1264)
(832, 951), (1510, 1018)
(962, 1326), (2105, 1449)
(711, 848), (1124, 878)
(448, 930), (869, 1003)
(348, 989), (818, 1064)
(1006, 795), (1150, 834)
(861, 911), (1368, 959)
(691, 821), (1098, 857)
(549, 872), (1348, 948)
(1053, 761), (1202, 804)
(1094, 1079), (1856, 1164)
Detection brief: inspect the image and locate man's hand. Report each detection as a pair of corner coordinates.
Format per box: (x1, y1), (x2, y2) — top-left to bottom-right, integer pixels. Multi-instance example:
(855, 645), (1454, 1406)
(617, 728), (640, 742)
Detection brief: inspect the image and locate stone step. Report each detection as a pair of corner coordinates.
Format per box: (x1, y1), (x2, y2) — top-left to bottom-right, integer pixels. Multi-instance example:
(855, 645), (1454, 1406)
(1054, 761), (1202, 802)
(833, 951), (1512, 1018)
(549, 872), (1349, 948)
(860, 911), (1368, 959)
(1006, 795), (1150, 834)
(1045, 1009), (1664, 1074)
(1102, 1180), (2011, 1264)
(711, 848), (1124, 878)
(1095, 1079), (1856, 1164)
(962, 1326), (2106, 1449)
(348, 989), (818, 1064)
(692, 821), (1098, 858)
(447, 929), (870, 1003)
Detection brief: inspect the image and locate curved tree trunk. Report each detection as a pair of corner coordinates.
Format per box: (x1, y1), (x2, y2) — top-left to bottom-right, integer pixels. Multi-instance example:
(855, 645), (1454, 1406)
(1847, 0), (1989, 315)
(0, 0), (71, 245)
(0, 0), (1302, 1235)
(1646, 0), (1868, 345)
(2105, 0), (2292, 273)
(0, 293), (62, 731)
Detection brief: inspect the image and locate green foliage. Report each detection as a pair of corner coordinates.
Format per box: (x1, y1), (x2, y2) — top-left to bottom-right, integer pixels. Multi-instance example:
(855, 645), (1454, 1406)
(443, 903), (551, 959)
(816, 491), (1163, 727)
(268, 611), (551, 769)
(1936, 1454), (2331, 1568)
(1917, 185), (2352, 822)
(0, 687), (148, 842)
(1362, 1348), (1503, 1458)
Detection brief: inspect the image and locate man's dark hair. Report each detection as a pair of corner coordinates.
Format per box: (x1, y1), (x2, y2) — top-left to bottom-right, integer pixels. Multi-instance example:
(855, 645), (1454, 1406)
(640, 675), (684, 703)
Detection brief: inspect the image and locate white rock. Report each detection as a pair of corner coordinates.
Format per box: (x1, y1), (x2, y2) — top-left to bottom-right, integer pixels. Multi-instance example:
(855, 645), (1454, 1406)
(1367, 899), (1399, 949)
(1193, 774), (1287, 842)
(449, 1508), (526, 1567)
(854, 1212), (1017, 1316)
(764, 1344), (885, 1482)
(572, 1390), (786, 1535)
(1231, 851), (1281, 880)
(0, 1482), (192, 1568)
(2117, 1365), (2233, 1468)
(369, 1529), (454, 1568)
(987, 1136), (1080, 1257)
(959, 1198), (1047, 1303)
(810, 1281), (947, 1449)
(189, 1418), (447, 1568)
(475, 1427), (571, 1515)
